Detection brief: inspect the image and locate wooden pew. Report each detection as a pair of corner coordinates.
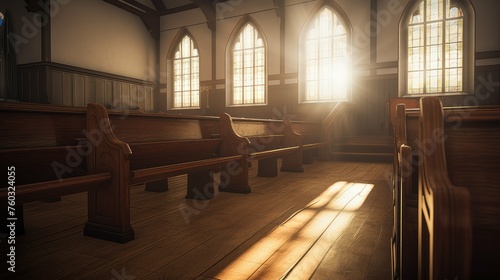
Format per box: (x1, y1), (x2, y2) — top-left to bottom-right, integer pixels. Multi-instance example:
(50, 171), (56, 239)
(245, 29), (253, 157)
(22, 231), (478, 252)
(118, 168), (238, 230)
(418, 97), (500, 279)
(392, 103), (420, 280)
(0, 102), (133, 243)
(284, 119), (326, 164)
(218, 114), (303, 193)
(86, 103), (242, 204)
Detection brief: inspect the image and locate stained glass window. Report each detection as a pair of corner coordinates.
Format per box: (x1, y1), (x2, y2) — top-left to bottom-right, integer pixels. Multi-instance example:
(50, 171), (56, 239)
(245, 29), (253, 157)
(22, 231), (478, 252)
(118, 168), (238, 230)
(173, 35), (199, 108)
(304, 7), (349, 102)
(407, 0), (464, 94)
(232, 23), (266, 105)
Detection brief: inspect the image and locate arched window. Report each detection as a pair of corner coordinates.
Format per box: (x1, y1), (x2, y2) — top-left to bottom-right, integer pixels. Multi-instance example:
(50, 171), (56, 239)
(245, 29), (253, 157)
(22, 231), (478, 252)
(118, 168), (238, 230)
(300, 3), (351, 103)
(227, 19), (267, 106)
(171, 34), (199, 108)
(399, 0), (475, 95)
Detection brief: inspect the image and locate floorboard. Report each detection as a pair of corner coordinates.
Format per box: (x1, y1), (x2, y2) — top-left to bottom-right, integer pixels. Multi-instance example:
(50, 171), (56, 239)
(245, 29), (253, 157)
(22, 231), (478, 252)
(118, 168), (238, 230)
(0, 160), (392, 280)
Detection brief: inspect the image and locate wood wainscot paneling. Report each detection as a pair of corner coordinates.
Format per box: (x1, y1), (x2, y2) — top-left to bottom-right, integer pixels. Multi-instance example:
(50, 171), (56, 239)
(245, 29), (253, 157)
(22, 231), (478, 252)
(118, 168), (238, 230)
(17, 62), (156, 112)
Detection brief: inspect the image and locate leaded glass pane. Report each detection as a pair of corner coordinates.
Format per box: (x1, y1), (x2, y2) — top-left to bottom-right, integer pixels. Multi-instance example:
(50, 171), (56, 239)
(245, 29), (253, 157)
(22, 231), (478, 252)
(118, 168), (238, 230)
(232, 23), (266, 105)
(407, 0), (464, 94)
(304, 6), (348, 102)
(427, 0), (443, 21)
(173, 35), (199, 108)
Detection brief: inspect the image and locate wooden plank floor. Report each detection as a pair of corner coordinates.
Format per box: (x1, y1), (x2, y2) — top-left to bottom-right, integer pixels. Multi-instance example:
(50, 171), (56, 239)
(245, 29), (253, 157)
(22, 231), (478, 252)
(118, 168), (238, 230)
(1, 160), (393, 280)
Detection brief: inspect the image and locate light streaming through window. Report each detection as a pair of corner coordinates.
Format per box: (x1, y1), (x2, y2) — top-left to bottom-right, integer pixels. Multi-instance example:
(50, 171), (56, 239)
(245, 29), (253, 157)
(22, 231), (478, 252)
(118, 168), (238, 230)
(408, 0), (463, 94)
(173, 35), (199, 108)
(305, 7), (348, 102)
(233, 23), (266, 105)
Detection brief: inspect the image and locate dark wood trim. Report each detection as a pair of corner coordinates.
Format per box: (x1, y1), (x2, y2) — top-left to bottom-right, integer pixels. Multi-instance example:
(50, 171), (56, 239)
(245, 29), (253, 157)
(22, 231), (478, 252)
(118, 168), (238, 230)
(159, 3), (198, 15)
(40, 0), (51, 62)
(212, 26), (217, 81)
(359, 61), (399, 70)
(359, 73), (398, 81)
(119, 0), (157, 14)
(370, 0), (377, 76)
(357, 50), (499, 71)
(269, 73), (298, 80)
(17, 62), (156, 87)
(150, 0), (167, 12)
(190, 0), (215, 31)
(476, 50), (500, 60)
(476, 64), (500, 72)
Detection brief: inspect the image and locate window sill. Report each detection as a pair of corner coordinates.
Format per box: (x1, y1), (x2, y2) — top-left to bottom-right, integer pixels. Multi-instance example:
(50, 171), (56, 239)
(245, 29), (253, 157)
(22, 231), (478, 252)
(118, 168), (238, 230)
(227, 103), (268, 107)
(401, 92), (473, 98)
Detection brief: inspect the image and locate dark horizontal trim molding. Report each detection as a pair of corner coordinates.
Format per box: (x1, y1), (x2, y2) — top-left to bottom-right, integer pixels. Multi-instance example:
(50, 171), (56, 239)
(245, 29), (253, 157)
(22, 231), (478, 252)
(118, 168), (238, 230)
(476, 64), (500, 73)
(359, 73), (398, 81)
(269, 73), (298, 80)
(159, 3), (198, 15)
(359, 61), (398, 70)
(476, 50), (500, 60)
(17, 62), (156, 87)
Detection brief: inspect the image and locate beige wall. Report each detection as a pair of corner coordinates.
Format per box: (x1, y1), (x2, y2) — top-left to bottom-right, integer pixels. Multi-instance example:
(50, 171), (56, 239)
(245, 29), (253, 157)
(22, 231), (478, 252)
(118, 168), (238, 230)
(51, 0), (157, 81)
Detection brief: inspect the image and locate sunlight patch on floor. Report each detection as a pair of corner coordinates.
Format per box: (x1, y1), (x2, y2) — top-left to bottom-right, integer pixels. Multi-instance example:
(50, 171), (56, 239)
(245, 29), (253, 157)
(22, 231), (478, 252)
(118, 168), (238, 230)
(213, 181), (374, 279)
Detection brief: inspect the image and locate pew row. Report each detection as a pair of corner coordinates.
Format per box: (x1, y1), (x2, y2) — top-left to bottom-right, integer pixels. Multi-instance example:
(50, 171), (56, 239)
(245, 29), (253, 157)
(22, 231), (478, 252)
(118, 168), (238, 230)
(391, 100), (500, 279)
(86, 103), (242, 204)
(284, 119), (327, 164)
(418, 97), (500, 279)
(218, 113), (303, 193)
(0, 102), (133, 243)
(391, 103), (420, 280)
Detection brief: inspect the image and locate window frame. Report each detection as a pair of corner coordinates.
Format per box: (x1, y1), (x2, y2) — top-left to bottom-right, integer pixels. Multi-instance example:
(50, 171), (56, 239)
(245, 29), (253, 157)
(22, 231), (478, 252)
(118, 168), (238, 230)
(298, 1), (353, 104)
(167, 29), (201, 110)
(398, 0), (475, 97)
(226, 15), (268, 107)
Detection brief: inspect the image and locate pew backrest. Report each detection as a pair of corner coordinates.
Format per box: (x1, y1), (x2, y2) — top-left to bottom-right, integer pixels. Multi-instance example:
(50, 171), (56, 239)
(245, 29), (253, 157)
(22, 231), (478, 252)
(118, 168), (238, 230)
(418, 97), (500, 279)
(0, 102), (87, 184)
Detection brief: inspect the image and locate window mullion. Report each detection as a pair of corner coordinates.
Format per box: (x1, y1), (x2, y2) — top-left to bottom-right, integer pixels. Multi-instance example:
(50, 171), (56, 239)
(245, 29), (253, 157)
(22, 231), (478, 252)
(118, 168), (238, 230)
(253, 44), (256, 104)
(423, 1), (427, 94)
(442, 3), (447, 93)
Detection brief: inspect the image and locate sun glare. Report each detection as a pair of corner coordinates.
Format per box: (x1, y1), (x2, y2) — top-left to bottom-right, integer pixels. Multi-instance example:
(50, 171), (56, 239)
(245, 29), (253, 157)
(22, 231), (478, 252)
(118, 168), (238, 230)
(304, 7), (350, 102)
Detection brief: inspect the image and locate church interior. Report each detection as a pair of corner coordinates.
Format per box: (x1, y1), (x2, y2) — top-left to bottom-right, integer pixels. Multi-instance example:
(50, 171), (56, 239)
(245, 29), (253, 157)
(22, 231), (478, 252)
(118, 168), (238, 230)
(0, 0), (499, 279)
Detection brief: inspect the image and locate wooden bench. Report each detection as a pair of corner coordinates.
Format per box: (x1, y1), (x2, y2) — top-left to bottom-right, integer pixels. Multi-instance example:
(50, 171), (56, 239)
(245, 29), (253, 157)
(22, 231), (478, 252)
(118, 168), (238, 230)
(0, 102), (132, 243)
(218, 113), (303, 194)
(418, 97), (500, 279)
(86, 103), (242, 205)
(391, 103), (420, 280)
(391, 101), (487, 279)
(284, 119), (326, 164)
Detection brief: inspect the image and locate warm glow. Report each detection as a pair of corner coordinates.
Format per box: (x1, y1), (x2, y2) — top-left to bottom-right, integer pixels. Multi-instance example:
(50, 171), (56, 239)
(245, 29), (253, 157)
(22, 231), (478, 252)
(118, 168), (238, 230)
(305, 7), (350, 102)
(213, 181), (373, 279)
(173, 35), (199, 108)
(233, 23), (266, 105)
